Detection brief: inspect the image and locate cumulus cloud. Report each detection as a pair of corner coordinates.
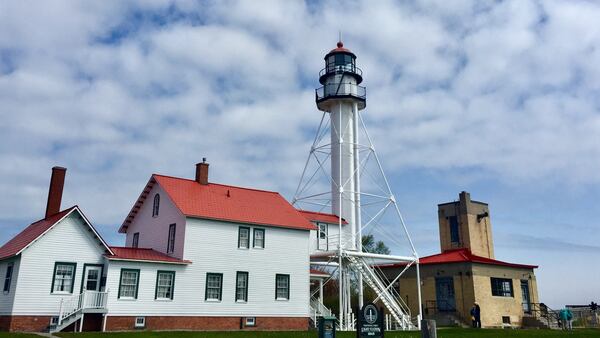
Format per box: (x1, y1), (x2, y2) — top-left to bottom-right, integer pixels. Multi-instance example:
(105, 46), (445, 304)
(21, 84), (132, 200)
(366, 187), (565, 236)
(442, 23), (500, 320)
(1, 0), (599, 307)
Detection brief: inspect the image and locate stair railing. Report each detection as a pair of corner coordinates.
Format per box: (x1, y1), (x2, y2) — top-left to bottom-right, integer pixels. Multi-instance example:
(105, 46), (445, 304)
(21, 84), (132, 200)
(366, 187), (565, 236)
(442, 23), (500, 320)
(346, 254), (414, 329)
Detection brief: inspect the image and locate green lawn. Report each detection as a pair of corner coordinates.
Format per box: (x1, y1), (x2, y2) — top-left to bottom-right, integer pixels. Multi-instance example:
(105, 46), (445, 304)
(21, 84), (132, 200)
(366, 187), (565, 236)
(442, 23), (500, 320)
(55, 328), (600, 338)
(0, 334), (41, 338)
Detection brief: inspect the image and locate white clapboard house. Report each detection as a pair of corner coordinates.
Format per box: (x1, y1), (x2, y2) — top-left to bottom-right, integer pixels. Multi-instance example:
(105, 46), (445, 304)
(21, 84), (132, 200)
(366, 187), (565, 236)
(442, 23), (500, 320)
(0, 164), (338, 332)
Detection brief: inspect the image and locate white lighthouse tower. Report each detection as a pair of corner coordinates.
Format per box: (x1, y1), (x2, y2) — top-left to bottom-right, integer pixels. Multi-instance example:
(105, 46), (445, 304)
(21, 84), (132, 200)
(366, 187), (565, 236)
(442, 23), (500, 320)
(294, 41), (421, 331)
(316, 41), (365, 252)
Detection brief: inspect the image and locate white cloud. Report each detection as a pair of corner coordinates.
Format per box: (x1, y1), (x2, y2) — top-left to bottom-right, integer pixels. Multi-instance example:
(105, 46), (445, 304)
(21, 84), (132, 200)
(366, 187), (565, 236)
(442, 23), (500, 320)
(1, 0), (599, 308)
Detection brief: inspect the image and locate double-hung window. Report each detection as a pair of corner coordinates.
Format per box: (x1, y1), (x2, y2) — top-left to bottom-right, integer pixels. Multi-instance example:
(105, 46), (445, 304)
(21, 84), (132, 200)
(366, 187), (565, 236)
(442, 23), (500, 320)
(236, 271), (249, 302)
(275, 274), (290, 300)
(167, 224), (176, 253)
(51, 262), (76, 293)
(132, 232), (139, 248)
(238, 227), (250, 249)
(253, 229), (265, 248)
(205, 273), (223, 301)
(155, 271), (175, 300)
(119, 269), (140, 299)
(318, 223), (328, 250)
(491, 277), (514, 297)
(3, 263), (14, 293)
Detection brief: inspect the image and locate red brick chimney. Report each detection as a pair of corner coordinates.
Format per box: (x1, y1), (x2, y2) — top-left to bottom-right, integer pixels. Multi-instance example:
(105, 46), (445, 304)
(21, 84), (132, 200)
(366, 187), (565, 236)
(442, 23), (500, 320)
(195, 158), (209, 185)
(46, 166), (67, 218)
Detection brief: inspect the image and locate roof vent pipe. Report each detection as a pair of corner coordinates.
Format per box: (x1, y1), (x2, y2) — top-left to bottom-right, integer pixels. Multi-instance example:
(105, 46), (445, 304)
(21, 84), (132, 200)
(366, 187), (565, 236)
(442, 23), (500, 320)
(45, 166), (67, 218)
(196, 159), (209, 185)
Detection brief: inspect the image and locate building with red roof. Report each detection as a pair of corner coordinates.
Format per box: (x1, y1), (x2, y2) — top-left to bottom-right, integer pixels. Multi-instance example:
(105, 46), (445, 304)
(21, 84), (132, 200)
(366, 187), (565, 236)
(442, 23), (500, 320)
(380, 191), (540, 329)
(0, 163), (328, 333)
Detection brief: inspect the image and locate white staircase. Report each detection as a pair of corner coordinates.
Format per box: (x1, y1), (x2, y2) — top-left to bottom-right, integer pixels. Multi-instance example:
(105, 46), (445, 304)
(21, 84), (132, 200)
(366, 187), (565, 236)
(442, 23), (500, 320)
(346, 254), (415, 330)
(50, 290), (108, 333)
(309, 296), (333, 327)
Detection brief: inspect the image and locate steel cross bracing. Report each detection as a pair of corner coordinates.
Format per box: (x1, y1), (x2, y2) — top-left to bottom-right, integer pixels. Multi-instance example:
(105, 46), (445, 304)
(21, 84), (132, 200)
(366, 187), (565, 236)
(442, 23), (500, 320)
(293, 110), (422, 331)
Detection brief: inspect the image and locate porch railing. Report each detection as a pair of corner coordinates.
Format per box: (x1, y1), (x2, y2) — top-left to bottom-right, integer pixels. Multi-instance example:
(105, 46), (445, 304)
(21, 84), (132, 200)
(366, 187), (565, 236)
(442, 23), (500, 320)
(58, 290), (108, 326)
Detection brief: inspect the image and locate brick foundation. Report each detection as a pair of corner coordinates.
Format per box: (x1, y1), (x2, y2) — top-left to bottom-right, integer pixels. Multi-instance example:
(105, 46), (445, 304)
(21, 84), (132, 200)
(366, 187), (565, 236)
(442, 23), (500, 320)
(106, 316), (309, 331)
(0, 315), (52, 332)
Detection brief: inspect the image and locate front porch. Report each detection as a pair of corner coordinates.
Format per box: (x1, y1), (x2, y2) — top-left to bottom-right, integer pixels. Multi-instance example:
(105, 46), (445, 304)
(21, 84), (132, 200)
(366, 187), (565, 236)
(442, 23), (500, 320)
(50, 290), (109, 333)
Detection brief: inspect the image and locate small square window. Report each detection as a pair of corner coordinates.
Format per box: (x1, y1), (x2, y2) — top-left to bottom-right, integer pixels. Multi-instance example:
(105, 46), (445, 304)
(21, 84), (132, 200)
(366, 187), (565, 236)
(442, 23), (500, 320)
(502, 316), (511, 324)
(245, 317), (256, 327)
(135, 316), (146, 328)
(50, 317), (59, 326)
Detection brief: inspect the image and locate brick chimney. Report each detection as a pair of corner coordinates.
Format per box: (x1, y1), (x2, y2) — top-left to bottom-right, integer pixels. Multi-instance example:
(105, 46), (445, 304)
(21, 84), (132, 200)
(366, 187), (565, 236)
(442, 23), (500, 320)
(45, 166), (67, 218)
(195, 158), (209, 185)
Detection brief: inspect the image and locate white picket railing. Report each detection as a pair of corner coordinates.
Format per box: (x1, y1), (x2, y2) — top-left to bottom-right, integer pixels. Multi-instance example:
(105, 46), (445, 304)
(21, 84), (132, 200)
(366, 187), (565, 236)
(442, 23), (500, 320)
(58, 290), (108, 326)
(311, 296), (333, 318)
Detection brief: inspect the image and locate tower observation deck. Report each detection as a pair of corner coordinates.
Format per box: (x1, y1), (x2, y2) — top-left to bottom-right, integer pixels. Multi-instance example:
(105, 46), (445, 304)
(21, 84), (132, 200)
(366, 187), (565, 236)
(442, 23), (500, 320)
(316, 41), (366, 111)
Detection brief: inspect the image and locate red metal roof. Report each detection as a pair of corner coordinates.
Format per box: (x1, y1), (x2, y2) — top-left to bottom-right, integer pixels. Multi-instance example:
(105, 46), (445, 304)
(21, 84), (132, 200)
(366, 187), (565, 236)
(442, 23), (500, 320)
(298, 209), (347, 225)
(382, 248), (537, 270)
(310, 268), (330, 276)
(149, 175), (316, 231)
(0, 206), (113, 260)
(107, 246), (191, 265)
(0, 207), (77, 260)
(328, 41), (353, 55)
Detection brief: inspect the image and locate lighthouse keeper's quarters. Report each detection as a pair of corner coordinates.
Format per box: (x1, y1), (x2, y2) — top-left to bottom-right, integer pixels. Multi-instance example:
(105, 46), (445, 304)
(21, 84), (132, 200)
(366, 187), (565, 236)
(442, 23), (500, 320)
(381, 191), (540, 328)
(0, 164), (341, 332)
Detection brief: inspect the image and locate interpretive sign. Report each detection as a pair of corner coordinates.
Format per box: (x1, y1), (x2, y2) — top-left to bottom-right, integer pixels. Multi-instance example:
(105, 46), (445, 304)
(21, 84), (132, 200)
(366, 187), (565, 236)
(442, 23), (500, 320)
(357, 303), (384, 337)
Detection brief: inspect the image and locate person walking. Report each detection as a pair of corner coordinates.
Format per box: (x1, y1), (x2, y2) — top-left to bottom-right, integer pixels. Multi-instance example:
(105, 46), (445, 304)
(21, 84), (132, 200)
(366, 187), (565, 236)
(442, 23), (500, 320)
(559, 308), (573, 331)
(470, 302), (481, 328)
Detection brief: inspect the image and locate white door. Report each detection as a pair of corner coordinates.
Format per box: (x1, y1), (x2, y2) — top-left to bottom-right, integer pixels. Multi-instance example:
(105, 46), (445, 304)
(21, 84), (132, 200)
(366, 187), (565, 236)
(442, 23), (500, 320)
(82, 266), (102, 292)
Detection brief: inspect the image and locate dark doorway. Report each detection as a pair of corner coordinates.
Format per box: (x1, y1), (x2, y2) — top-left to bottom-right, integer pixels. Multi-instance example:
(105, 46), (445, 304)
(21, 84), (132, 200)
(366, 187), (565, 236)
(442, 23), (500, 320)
(435, 277), (456, 312)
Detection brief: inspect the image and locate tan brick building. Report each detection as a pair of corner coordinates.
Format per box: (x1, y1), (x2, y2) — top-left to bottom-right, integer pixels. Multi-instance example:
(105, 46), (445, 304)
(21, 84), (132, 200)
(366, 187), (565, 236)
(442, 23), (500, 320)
(382, 191), (539, 328)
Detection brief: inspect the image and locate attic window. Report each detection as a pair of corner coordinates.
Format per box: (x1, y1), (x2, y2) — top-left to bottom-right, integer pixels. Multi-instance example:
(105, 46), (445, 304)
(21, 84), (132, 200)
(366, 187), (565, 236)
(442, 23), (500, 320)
(152, 194), (160, 217)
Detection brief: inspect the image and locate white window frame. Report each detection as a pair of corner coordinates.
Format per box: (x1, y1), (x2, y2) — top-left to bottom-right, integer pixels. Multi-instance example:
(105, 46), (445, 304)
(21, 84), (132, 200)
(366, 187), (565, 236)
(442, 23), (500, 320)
(118, 269), (140, 299)
(245, 317), (256, 327)
(275, 274), (290, 301)
(317, 223), (328, 251)
(155, 271), (175, 300)
(253, 228), (265, 249)
(51, 262), (76, 294)
(236, 271), (248, 302)
(205, 273), (223, 302)
(135, 316), (146, 328)
(238, 227), (250, 249)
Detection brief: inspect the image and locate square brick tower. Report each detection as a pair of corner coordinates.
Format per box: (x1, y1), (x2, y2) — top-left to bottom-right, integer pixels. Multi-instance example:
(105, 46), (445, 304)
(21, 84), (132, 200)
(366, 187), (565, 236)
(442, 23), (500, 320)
(437, 191), (495, 259)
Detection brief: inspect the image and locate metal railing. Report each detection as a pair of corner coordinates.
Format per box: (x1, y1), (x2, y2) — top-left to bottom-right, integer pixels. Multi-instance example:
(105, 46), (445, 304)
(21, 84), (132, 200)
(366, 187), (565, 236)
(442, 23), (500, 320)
(319, 65), (363, 78)
(316, 83), (366, 101)
(528, 302), (560, 328)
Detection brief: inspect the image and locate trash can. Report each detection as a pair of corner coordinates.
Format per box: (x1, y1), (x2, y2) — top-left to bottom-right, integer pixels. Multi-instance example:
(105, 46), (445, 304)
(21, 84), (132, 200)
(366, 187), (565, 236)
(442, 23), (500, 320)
(318, 316), (336, 338)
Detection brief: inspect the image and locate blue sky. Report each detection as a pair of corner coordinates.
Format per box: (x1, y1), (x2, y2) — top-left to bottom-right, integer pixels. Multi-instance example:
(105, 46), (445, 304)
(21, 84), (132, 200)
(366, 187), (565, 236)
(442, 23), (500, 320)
(1, 0), (599, 308)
